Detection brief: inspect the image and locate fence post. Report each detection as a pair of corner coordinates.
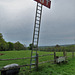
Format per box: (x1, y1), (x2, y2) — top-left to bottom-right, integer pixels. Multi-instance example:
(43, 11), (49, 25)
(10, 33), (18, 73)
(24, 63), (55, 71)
(36, 53), (38, 71)
(63, 50), (67, 60)
(72, 51), (74, 58)
(63, 51), (66, 57)
(54, 51), (56, 63)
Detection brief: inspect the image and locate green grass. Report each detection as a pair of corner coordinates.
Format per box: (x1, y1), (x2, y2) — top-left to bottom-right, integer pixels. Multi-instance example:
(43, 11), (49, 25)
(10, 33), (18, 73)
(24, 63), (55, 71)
(32, 58), (75, 75)
(0, 50), (75, 75)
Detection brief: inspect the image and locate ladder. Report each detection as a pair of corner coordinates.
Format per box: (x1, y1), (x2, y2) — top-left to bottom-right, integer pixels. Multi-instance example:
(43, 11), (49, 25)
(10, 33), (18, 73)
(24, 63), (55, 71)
(30, 3), (43, 70)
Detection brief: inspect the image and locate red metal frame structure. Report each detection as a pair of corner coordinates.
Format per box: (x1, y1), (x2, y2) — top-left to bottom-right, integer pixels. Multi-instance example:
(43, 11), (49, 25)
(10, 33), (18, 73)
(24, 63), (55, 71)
(30, 0), (51, 70)
(34, 0), (51, 8)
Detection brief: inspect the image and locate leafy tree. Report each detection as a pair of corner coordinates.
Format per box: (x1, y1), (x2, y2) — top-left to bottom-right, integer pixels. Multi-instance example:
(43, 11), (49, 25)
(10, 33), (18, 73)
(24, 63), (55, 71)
(28, 43), (37, 50)
(14, 41), (26, 50)
(0, 33), (26, 51)
(0, 33), (3, 39)
(28, 43), (32, 50)
(8, 42), (14, 50)
(0, 33), (8, 51)
(55, 44), (60, 48)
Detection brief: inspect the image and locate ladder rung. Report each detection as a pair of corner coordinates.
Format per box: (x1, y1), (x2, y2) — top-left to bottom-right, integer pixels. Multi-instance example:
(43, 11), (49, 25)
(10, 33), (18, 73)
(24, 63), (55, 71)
(36, 19), (40, 22)
(35, 34), (38, 35)
(32, 52), (36, 53)
(38, 5), (41, 7)
(34, 41), (37, 43)
(33, 43), (37, 45)
(35, 27), (39, 29)
(34, 42), (37, 46)
(37, 12), (41, 14)
(38, 2), (41, 4)
(32, 56), (36, 58)
(33, 48), (37, 50)
(35, 30), (39, 32)
(34, 37), (38, 39)
(37, 9), (41, 11)
(36, 23), (39, 25)
(33, 42), (37, 44)
(31, 63), (36, 65)
(32, 59), (36, 61)
(30, 63), (35, 66)
(31, 66), (35, 68)
(37, 16), (40, 18)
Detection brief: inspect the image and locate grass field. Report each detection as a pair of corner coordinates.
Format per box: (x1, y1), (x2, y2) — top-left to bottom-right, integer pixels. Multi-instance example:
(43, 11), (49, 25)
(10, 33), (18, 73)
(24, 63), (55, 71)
(0, 50), (75, 75)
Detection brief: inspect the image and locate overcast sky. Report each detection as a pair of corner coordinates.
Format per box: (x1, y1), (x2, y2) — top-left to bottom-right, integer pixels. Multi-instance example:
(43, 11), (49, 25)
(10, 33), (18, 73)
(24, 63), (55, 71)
(0, 0), (75, 46)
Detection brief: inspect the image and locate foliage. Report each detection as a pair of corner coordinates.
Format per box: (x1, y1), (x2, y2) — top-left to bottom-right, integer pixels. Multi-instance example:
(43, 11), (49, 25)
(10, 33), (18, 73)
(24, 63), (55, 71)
(14, 41), (26, 50)
(28, 43), (32, 50)
(55, 44), (60, 48)
(8, 42), (14, 50)
(39, 44), (75, 52)
(28, 43), (38, 50)
(0, 33), (26, 51)
(0, 33), (8, 51)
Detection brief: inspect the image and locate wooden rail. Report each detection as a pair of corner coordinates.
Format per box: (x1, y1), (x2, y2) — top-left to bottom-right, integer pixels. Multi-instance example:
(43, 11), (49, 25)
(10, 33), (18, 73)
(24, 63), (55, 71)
(0, 57), (31, 61)
(39, 60), (54, 64)
(0, 60), (54, 71)
(39, 54), (53, 57)
(0, 63), (36, 71)
(0, 54), (53, 61)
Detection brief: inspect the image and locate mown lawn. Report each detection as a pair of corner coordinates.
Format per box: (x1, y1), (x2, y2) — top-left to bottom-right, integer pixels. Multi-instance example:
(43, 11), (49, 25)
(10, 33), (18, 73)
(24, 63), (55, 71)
(0, 50), (75, 75)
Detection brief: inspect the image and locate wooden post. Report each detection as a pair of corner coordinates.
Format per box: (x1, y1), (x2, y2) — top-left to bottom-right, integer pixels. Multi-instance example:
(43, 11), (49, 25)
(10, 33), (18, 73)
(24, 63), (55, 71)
(36, 53), (38, 71)
(63, 51), (66, 57)
(63, 50), (67, 60)
(54, 51), (56, 63)
(72, 51), (74, 58)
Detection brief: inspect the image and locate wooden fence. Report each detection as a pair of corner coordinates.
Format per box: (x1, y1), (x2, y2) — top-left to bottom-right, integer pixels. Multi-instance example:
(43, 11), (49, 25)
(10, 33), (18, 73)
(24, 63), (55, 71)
(0, 54), (53, 71)
(0, 51), (75, 71)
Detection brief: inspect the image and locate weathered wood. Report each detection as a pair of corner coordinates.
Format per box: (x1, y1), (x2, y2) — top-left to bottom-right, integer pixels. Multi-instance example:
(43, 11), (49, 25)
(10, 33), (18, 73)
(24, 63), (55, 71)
(0, 54), (53, 61)
(0, 59), (55, 72)
(36, 54), (38, 71)
(63, 51), (66, 57)
(54, 51), (56, 63)
(0, 57), (31, 61)
(39, 60), (54, 64)
(0, 64), (35, 71)
(72, 51), (74, 58)
(38, 54), (53, 57)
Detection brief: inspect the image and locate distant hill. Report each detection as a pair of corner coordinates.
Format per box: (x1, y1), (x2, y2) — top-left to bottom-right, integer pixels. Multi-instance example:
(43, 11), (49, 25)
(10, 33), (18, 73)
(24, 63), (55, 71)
(39, 44), (75, 48)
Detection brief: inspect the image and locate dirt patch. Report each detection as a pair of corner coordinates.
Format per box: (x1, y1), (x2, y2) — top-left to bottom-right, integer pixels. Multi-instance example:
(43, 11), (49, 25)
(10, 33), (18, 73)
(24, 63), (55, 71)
(0, 53), (4, 56)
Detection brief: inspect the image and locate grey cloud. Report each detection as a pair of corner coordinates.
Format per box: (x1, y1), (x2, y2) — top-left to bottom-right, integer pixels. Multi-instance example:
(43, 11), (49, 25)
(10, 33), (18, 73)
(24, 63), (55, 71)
(0, 0), (75, 46)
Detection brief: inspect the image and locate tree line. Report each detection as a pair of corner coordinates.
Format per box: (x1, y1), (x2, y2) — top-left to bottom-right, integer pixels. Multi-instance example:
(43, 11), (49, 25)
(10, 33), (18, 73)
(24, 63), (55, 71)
(0, 33), (26, 51)
(39, 44), (75, 52)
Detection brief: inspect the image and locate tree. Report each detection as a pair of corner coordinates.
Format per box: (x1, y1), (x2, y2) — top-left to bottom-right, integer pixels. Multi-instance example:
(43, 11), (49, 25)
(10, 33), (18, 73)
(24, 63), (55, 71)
(14, 41), (26, 50)
(0, 33), (8, 51)
(28, 43), (37, 50)
(8, 42), (14, 50)
(28, 43), (32, 50)
(55, 44), (60, 48)
(0, 33), (26, 51)
(0, 33), (3, 39)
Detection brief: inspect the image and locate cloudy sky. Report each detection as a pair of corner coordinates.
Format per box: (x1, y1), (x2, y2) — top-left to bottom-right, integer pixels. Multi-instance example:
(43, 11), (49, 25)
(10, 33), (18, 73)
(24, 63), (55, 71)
(0, 0), (75, 46)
